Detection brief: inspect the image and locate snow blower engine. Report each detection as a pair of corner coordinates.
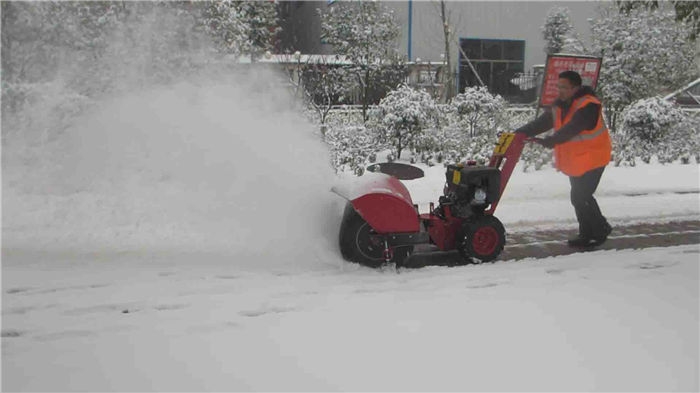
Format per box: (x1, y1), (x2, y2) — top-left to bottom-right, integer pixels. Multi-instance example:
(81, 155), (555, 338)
(439, 164), (501, 219)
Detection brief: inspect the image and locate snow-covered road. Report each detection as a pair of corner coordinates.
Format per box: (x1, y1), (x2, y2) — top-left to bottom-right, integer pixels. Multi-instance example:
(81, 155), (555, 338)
(3, 244), (698, 391)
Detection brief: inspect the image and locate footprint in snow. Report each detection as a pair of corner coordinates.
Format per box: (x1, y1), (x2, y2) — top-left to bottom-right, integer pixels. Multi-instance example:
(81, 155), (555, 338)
(3, 304), (58, 315)
(239, 306), (297, 318)
(1, 329), (24, 338)
(153, 304), (188, 311)
(215, 275), (239, 280)
(465, 282), (502, 289)
(634, 261), (679, 270)
(5, 287), (33, 295)
(546, 268), (565, 275)
(64, 304), (136, 316)
(32, 283), (109, 295)
(36, 330), (96, 341)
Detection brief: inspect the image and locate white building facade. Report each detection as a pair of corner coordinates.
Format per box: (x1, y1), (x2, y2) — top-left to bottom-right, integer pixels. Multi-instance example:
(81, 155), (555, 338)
(280, 1), (599, 102)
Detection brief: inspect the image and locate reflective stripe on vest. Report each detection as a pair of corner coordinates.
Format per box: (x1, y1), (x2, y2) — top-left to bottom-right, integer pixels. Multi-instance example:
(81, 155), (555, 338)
(570, 122), (606, 141)
(552, 96), (606, 141)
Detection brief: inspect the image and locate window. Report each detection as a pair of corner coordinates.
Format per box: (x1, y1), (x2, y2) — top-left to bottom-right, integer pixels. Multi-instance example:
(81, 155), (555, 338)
(482, 40), (502, 60)
(503, 40), (525, 61)
(459, 38), (528, 103)
(464, 39), (481, 59)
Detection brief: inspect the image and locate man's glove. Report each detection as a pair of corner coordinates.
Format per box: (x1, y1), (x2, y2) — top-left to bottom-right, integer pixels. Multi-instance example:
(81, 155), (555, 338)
(531, 137), (556, 149)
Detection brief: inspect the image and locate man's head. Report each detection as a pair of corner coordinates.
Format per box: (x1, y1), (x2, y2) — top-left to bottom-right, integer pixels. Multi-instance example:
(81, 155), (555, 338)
(557, 70), (582, 102)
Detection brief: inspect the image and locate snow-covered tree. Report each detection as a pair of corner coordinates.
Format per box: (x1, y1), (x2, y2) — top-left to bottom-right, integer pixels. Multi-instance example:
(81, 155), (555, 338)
(542, 6), (586, 55)
(1, 2), (122, 85)
(434, 0), (457, 102)
(2, 2), (211, 149)
(449, 86), (506, 137)
(673, 1), (700, 40)
(319, 1), (405, 122)
(373, 84), (437, 159)
(284, 53), (352, 125)
(590, 3), (698, 130)
(2, 1), (209, 95)
(201, 1), (280, 61)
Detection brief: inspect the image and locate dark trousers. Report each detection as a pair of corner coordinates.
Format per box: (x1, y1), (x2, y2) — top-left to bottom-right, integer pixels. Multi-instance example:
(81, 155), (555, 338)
(569, 166), (609, 238)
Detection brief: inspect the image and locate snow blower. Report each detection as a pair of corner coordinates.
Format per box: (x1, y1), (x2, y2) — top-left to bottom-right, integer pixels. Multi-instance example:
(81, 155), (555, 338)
(333, 132), (528, 268)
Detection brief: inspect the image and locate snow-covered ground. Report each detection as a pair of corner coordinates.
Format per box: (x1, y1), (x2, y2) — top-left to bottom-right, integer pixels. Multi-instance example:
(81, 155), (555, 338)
(3, 72), (699, 391)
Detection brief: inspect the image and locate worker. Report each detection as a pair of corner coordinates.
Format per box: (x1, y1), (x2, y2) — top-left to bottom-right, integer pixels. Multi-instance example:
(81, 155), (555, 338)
(515, 70), (612, 247)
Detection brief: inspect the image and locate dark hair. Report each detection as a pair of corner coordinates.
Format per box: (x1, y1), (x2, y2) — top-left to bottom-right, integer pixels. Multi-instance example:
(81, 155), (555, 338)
(558, 70), (582, 87)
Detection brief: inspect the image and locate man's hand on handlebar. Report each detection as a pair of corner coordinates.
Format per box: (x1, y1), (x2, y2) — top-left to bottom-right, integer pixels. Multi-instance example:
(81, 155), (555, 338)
(527, 137), (556, 149)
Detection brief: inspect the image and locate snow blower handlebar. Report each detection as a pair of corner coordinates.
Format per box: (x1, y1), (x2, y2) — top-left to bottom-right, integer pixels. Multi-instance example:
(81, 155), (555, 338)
(485, 132), (530, 215)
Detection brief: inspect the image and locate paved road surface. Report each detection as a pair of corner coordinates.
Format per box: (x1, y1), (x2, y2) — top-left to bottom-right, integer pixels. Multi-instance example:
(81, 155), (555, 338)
(403, 220), (700, 268)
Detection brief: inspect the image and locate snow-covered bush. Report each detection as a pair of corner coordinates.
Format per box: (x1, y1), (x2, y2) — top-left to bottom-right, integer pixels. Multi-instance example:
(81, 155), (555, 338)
(323, 123), (383, 176)
(449, 87), (506, 137)
(661, 115), (700, 165)
(542, 6), (586, 55)
(519, 142), (553, 172)
(622, 97), (685, 143)
(411, 105), (552, 170)
(413, 126), (467, 166)
(372, 84), (437, 159)
(615, 97), (697, 165)
(500, 107), (537, 131)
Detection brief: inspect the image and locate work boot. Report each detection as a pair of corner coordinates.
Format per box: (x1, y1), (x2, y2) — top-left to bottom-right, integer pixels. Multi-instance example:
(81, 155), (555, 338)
(591, 222), (613, 246)
(567, 235), (596, 248)
(568, 223), (612, 248)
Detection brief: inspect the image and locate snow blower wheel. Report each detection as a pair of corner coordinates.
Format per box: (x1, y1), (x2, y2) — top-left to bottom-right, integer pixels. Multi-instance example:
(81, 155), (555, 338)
(338, 203), (412, 268)
(457, 215), (506, 263)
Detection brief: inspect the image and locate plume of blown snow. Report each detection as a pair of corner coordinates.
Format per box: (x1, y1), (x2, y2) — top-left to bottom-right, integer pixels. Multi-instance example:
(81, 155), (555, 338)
(3, 68), (344, 271)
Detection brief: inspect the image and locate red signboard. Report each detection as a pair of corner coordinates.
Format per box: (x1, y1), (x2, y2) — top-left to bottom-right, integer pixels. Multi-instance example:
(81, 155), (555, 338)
(539, 54), (602, 107)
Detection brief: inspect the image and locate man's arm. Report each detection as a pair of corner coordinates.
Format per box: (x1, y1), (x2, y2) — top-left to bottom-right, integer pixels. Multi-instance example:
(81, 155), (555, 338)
(545, 103), (600, 145)
(514, 110), (553, 137)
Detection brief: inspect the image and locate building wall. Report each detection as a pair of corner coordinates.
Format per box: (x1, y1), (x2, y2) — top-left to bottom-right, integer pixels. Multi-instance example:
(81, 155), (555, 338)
(386, 1), (598, 70)
(278, 1), (333, 54)
(279, 1), (600, 102)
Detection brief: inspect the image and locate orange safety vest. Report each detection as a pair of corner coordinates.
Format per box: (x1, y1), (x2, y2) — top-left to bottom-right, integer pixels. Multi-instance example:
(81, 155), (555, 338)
(552, 95), (612, 177)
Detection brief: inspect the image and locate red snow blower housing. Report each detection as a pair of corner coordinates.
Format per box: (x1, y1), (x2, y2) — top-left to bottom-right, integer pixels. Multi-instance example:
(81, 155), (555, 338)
(335, 132), (528, 268)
